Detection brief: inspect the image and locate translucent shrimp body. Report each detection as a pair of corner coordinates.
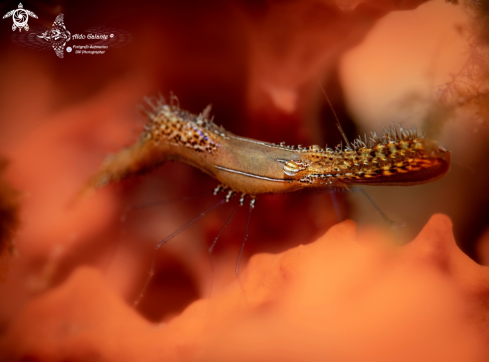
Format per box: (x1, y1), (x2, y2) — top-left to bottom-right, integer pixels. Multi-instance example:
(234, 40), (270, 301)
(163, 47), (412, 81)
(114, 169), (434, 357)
(86, 97), (451, 196)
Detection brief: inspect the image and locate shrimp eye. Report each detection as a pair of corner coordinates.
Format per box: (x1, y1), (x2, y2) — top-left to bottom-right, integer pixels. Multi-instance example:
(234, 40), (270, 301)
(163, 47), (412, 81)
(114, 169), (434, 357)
(283, 161), (301, 176)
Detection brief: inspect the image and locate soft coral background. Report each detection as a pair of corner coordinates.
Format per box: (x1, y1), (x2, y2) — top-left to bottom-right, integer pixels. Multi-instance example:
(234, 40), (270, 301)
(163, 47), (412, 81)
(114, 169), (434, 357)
(1, 0), (489, 360)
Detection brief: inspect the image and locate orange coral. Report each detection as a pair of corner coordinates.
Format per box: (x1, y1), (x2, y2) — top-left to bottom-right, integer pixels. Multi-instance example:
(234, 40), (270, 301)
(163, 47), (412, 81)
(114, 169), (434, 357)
(1, 215), (487, 361)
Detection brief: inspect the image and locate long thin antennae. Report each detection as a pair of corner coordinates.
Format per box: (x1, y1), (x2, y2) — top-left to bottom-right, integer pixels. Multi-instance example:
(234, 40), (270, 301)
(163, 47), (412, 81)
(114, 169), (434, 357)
(208, 203), (240, 299)
(126, 192), (208, 213)
(328, 189), (343, 222)
(234, 199), (255, 307)
(134, 198), (226, 307)
(113, 192), (207, 273)
(234, 201), (253, 276)
(104, 194), (208, 275)
(317, 80), (353, 150)
(353, 187), (403, 230)
(452, 159), (475, 174)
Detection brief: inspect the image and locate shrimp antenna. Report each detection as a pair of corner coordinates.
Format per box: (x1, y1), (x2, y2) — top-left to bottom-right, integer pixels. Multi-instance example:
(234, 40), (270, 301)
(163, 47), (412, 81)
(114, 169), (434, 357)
(328, 189), (344, 222)
(124, 192), (207, 213)
(352, 187), (404, 230)
(317, 80), (353, 150)
(134, 198), (226, 307)
(234, 198), (255, 306)
(207, 203), (240, 301)
(105, 193), (209, 275)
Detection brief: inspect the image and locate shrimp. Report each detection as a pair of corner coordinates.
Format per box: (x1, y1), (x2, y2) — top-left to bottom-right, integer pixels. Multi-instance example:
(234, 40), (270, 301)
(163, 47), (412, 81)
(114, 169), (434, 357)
(84, 94), (451, 306)
(85, 95), (451, 200)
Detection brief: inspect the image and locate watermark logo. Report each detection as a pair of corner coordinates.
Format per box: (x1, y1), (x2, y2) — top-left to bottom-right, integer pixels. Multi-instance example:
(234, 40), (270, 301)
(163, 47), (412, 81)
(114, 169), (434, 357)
(37, 14), (71, 58)
(2, 3), (37, 32)
(7, 12), (132, 58)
